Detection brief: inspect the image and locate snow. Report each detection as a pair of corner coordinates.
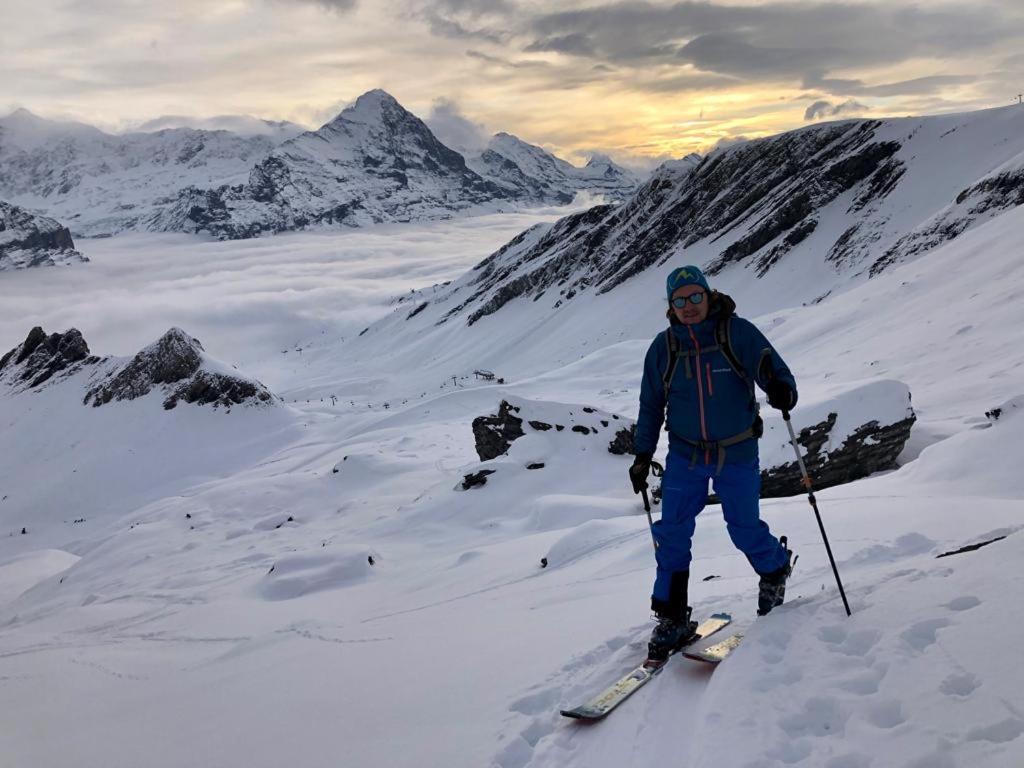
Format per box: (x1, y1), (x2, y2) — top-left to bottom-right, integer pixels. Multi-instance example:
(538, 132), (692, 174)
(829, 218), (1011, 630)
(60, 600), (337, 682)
(1, 121), (1024, 767)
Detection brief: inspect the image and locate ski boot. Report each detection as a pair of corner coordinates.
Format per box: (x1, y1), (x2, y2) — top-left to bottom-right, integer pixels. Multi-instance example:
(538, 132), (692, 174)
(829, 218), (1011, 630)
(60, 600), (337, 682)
(646, 606), (698, 666)
(757, 536), (797, 616)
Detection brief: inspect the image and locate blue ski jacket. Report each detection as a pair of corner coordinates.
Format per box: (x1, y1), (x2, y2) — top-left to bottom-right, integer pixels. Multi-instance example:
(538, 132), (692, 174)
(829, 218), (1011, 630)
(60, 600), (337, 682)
(634, 292), (797, 467)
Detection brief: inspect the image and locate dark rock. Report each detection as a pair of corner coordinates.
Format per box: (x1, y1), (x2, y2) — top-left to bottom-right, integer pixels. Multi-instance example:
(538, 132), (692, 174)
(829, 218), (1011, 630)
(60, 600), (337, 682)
(607, 425), (636, 455)
(0, 200), (87, 269)
(407, 302), (429, 320)
(759, 412), (916, 498)
(461, 469), (495, 490)
(528, 420), (553, 431)
(571, 425), (591, 435)
(0, 326), (94, 390)
(84, 327), (276, 409)
(526, 462), (545, 470)
(936, 535), (1007, 558)
(471, 400), (525, 460)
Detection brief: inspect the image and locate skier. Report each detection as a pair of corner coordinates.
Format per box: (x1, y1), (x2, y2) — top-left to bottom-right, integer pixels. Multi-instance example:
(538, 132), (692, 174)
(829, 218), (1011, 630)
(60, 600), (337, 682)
(630, 265), (798, 663)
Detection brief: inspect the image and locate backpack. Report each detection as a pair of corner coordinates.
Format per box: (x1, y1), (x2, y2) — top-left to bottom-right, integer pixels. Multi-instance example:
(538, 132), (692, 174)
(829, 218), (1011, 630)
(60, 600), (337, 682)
(659, 313), (765, 473)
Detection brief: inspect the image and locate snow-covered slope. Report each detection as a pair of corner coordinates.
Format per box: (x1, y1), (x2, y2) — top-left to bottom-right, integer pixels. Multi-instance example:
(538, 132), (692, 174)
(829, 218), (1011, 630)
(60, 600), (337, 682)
(0, 200), (86, 269)
(1, 206), (1023, 766)
(467, 132), (642, 204)
(1, 109), (1023, 768)
(0, 109), (281, 236)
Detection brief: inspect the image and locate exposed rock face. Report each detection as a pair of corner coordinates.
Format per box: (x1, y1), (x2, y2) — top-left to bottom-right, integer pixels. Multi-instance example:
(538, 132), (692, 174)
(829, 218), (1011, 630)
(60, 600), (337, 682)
(759, 412), (916, 498)
(84, 328), (275, 410)
(0, 201), (86, 269)
(0, 326), (95, 389)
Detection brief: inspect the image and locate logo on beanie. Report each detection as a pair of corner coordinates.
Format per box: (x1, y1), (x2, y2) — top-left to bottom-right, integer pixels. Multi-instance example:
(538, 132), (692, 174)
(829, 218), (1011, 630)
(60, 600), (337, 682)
(673, 269), (694, 285)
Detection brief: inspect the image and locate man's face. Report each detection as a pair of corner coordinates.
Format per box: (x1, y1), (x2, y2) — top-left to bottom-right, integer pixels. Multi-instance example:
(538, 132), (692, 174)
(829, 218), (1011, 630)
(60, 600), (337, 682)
(671, 285), (709, 325)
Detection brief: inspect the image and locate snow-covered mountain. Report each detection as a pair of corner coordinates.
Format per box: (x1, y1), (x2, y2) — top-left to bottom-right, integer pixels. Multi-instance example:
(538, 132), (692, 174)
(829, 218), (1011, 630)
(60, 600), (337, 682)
(148, 90), (517, 239)
(0, 108), (282, 236)
(352, 106), (1024, 352)
(135, 114), (306, 142)
(0, 200), (86, 270)
(1, 93), (647, 241)
(466, 132), (642, 204)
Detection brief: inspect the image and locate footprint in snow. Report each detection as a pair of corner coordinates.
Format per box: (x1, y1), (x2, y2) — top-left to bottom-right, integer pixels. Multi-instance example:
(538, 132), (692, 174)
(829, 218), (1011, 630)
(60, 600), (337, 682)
(939, 672), (980, 697)
(943, 595), (981, 612)
(964, 718), (1024, 744)
(900, 618), (952, 652)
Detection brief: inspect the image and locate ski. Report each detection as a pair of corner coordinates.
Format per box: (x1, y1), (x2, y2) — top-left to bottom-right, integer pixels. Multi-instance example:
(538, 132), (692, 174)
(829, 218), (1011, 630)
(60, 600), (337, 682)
(682, 632), (744, 664)
(560, 613), (731, 721)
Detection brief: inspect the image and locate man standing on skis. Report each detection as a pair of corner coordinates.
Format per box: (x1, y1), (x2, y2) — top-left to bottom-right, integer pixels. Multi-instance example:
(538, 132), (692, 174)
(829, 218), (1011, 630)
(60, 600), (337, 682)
(630, 265), (797, 663)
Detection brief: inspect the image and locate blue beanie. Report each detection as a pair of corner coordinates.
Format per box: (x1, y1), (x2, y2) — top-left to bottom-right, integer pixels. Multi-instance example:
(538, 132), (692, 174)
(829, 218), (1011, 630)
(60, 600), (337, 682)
(666, 265), (710, 300)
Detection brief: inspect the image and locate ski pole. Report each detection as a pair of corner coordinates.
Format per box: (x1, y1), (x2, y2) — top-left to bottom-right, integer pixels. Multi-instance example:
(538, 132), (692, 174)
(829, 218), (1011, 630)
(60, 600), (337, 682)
(780, 408), (853, 617)
(760, 354), (852, 617)
(641, 460), (664, 553)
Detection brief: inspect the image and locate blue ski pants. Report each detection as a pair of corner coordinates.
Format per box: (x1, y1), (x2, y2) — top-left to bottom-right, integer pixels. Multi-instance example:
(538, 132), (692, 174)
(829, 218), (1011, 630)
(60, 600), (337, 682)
(651, 449), (788, 603)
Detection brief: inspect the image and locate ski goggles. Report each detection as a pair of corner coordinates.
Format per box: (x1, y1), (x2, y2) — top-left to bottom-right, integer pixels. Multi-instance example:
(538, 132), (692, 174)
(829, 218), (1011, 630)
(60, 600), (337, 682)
(670, 292), (706, 308)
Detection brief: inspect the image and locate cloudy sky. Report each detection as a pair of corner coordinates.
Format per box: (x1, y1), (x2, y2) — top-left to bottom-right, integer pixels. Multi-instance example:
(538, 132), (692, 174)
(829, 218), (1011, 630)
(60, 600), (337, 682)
(2, 0), (1023, 168)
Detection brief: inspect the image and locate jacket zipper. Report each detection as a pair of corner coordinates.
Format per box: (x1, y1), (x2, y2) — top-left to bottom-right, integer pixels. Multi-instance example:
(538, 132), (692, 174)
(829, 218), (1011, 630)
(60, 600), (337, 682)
(687, 327), (710, 464)
(706, 362), (714, 396)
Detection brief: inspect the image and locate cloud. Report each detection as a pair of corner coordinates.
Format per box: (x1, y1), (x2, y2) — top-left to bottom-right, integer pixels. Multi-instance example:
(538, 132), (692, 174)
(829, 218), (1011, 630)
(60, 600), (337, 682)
(281, 0), (357, 12)
(425, 98), (490, 155)
(805, 73), (978, 98)
(523, 1), (1024, 80)
(525, 33), (596, 56)
(804, 99), (869, 121)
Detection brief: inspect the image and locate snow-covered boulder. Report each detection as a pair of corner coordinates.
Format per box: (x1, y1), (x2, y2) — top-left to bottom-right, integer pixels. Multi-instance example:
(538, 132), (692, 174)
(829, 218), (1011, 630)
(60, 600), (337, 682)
(84, 327), (276, 410)
(0, 200), (86, 270)
(758, 380), (916, 496)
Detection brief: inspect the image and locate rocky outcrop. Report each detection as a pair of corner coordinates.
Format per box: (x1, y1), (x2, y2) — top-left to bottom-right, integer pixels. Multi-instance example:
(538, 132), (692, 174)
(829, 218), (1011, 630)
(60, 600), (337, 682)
(472, 400), (526, 461)
(869, 163), (1024, 276)
(759, 412), (916, 498)
(84, 328), (275, 410)
(0, 326), (95, 389)
(471, 398), (631, 462)
(0, 325), (277, 410)
(470, 384), (914, 500)
(0, 201), (86, 269)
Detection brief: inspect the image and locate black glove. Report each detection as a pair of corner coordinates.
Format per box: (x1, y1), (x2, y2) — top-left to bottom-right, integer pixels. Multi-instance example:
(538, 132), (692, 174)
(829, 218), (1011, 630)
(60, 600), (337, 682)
(629, 453), (653, 494)
(766, 379), (797, 411)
